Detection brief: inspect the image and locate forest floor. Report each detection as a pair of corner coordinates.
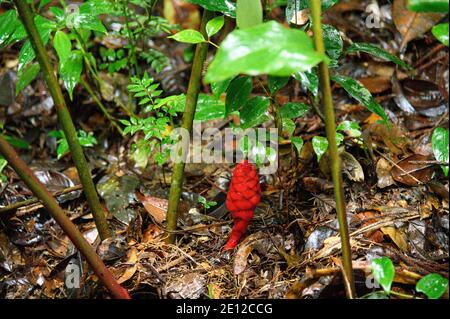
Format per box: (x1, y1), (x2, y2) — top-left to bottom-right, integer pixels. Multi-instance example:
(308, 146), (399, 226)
(0, 0), (448, 299)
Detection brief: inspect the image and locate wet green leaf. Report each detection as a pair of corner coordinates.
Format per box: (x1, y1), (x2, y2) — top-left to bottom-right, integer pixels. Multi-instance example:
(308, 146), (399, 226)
(408, 0), (449, 12)
(312, 136), (328, 162)
(371, 257), (395, 293)
(211, 77), (233, 99)
(206, 16), (225, 38)
(53, 31), (72, 63)
(286, 0), (338, 23)
(225, 76), (253, 115)
(282, 118), (296, 136)
(291, 136), (304, 154)
(237, 0), (263, 29)
(432, 23), (449, 46)
(240, 96), (270, 129)
(195, 94), (226, 121)
(331, 74), (389, 123)
(294, 70), (319, 96)
(186, 0), (236, 18)
(268, 76), (290, 94)
(16, 63), (40, 96)
(322, 24), (343, 67)
(59, 51), (83, 100)
(168, 29), (205, 43)
(431, 127), (449, 176)
(280, 102), (308, 119)
(346, 42), (412, 70)
(80, 0), (116, 15)
(337, 121), (362, 138)
(416, 273), (449, 299)
(0, 10), (22, 48)
(205, 21), (328, 83)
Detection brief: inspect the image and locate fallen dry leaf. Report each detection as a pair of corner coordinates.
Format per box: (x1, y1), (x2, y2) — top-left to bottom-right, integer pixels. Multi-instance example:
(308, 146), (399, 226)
(391, 154), (433, 186)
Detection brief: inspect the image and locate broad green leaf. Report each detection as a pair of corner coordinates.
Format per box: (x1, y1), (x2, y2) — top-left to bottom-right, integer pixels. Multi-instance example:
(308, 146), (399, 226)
(16, 63), (40, 95)
(432, 23), (449, 46)
(408, 0), (449, 12)
(59, 51), (83, 100)
(294, 70), (319, 96)
(431, 127), (449, 176)
(371, 257), (395, 293)
(331, 74), (389, 123)
(18, 16), (53, 72)
(337, 121), (362, 138)
(168, 29), (205, 44)
(53, 31), (72, 63)
(280, 102), (308, 119)
(237, 0), (263, 29)
(80, 0), (116, 15)
(205, 21), (328, 83)
(268, 76), (290, 94)
(312, 136), (328, 162)
(186, 0), (236, 18)
(195, 94), (226, 121)
(286, 0), (338, 23)
(211, 77), (234, 99)
(225, 76), (253, 115)
(322, 24), (343, 67)
(206, 16), (225, 38)
(291, 136), (304, 154)
(416, 274), (449, 299)
(346, 42), (412, 70)
(2, 134), (31, 150)
(240, 96), (270, 129)
(0, 10), (20, 48)
(282, 118), (296, 136)
(39, 0), (52, 9)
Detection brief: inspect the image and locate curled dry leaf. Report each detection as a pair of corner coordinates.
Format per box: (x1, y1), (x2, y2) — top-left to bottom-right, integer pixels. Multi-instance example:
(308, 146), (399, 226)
(117, 247), (138, 284)
(380, 226), (409, 252)
(376, 158), (395, 188)
(136, 191), (168, 223)
(393, 0), (445, 51)
(391, 154), (433, 186)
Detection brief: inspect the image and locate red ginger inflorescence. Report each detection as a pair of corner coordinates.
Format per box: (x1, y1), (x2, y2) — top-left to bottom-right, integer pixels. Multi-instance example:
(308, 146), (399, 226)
(223, 160), (261, 251)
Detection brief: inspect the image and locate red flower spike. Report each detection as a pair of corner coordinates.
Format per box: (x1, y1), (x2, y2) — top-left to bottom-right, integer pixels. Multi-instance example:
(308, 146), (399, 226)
(223, 160), (261, 251)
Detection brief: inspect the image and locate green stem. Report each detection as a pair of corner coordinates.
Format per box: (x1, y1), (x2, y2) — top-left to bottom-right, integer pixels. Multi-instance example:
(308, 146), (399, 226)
(13, 0), (111, 240)
(122, 0), (140, 76)
(80, 78), (124, 135)
(165, 9), (214, 244)
(309, 0), (356, 299)
(0, 137), (130, 299)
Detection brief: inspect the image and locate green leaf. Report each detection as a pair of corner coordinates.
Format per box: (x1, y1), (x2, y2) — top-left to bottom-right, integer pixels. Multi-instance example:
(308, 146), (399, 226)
(408, 0), (449, 12)
(80, 0), (116, 15)
(280, 102), (308, 119)
(0, 10), (21, 48)
(194, 94), (226, 121)
(53, 30), (72, 63)
(346, 42), (412, 70)
(59, 51), (83, 100)
(168, 29), (206, 43)
(294, 70), (319, 96)
(39, 0), (52, 9)
(331, 74), (389, 123)
(286, 0), (338, 23)
(18, 16), (53, 72)
(432, 127), (449, 176)
(268, 76), (290, 94)
(240, 96), (270, 129)
(371, 257), (395, 293)
(283, 118), (296, 136)
(225, 76), (253, 115)
(416, 274), (449, 299)
(2, 134), (31, 150)
(337, 121), (362, 138)
(291, 136), (304, 154)
(322, 24), (343, 67)
(16, 63), (40, 95)
(206, 16), (225, 38)
(432, 23), (449, 46)
(211, 77), (234, 99)
(312, 136), (329, 162)
(205, 21), (328, 83)
(186, 0), (236, 18)
(236, 0), (263, 29)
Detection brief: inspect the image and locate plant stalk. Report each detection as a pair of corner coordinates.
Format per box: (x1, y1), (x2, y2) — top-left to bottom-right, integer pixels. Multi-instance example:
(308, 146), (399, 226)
(13, 0), (111, 240)
(309, 0), (356, 298)
(165, 9), (214, 244)
(0, 137), (130, 299)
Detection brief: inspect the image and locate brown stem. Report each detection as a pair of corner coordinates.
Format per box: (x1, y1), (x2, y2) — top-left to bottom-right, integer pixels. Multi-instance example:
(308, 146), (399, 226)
(13, 0), (111, 240)
(0, 136), (130, 299)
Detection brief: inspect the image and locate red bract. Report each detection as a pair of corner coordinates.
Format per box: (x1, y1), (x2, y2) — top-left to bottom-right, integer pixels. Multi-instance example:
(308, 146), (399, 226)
(223, 160), (261, 251)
